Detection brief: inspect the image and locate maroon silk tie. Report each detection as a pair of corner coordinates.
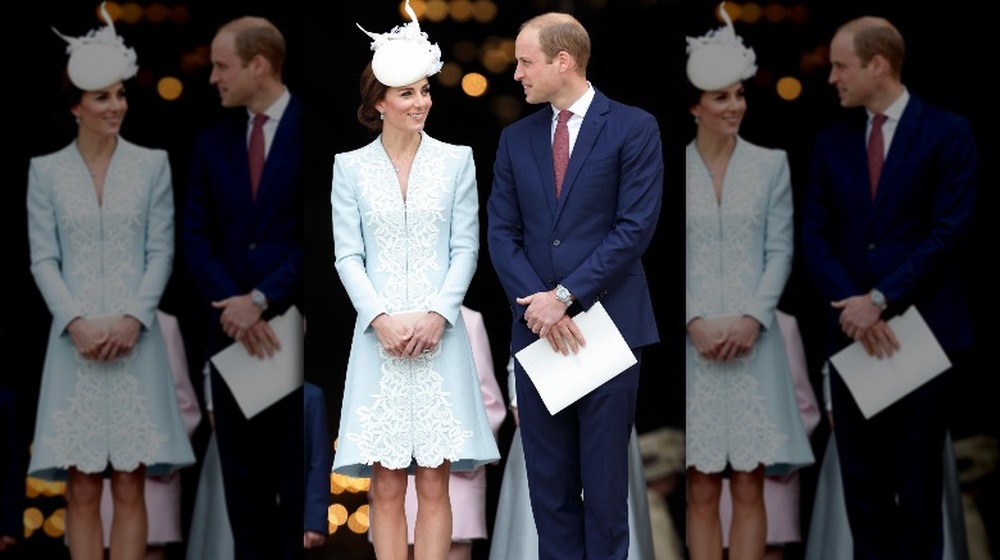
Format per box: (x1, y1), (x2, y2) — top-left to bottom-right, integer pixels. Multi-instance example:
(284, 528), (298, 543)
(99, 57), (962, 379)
(249, 113), (268, 200)
(867, 113), (887, 200)
(553, 109), (572, 199)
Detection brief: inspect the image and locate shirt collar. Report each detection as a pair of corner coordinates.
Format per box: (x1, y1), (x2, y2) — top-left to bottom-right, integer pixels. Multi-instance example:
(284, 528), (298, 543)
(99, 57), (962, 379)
(247, 86), (290, 124)
(868, 87), (909, 124)
(551, 83), (595, 122)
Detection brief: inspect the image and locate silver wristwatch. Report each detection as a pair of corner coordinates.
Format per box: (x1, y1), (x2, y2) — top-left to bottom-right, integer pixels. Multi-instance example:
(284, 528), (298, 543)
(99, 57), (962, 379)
(250, 288), (269, 311)
(869, 288), (887, 311)
(555, 284), (572, 306)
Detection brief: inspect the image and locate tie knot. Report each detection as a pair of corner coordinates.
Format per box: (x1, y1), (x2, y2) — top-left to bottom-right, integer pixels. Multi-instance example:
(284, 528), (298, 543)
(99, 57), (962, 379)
(557, 109), (572, 124)
(253, 113), (268, 128)
(872, 113), (887, 128)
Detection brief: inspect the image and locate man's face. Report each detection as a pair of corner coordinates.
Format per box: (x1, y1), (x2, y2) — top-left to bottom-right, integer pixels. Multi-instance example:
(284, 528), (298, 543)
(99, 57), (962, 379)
(513, 27), (562, 105)
(828, 30), (876, 109)
(209, 31), (257, 108)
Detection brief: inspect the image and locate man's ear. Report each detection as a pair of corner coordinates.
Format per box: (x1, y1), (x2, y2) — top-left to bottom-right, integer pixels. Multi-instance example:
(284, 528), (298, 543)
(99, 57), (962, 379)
(250, 54), (271, 77)
(870, 53), (890, 78)
(555, 50), (575, 73)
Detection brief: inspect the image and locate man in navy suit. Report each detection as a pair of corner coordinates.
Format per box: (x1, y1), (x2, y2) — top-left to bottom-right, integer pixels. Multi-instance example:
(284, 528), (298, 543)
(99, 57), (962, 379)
(184, 15), (304, 560)
(487, 12), (663, 560)
(803, 16), (976, 560)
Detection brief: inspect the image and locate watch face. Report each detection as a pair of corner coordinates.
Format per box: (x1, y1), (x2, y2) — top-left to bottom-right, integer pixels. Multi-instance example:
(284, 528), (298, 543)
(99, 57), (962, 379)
(556, 285), (571, 304)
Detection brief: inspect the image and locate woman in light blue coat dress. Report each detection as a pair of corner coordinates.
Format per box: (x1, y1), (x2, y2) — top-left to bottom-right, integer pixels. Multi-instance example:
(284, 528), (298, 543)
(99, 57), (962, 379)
(27, 5), (194, 559)
(331, 5), (499, 558)
(685, 5), (813, 559)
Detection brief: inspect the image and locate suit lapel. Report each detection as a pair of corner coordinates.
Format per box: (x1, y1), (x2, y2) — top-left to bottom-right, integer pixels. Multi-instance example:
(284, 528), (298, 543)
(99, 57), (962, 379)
(224, 116), (255, 216)
(874, 96), (922, 209)
(555, 93), (608, 223)
(256, 96), (301, 205)
(844, 113), (875, 219)
(528, 108), (558, 216)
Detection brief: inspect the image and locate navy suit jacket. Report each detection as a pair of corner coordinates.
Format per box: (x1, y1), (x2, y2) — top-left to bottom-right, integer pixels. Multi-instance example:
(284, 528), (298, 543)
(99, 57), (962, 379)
(487, 88), (663, 353)
(184, 95), (304, 353)
(803, 94), (976, 355)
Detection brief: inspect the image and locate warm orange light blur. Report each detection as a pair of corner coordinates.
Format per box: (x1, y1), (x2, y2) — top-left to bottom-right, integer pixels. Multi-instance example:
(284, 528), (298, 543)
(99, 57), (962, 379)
(776, 76), (803, 101)
(157, 76), (183, 101)
(403, 0), (427, 19)
(481, 48), (510, 74)
(146, 3), (169, 23)
(472, 0), (498, 23)
(492, 95), (522, 125)
(764, 3), (787, 23)
(425, 0), (448, 21)
(170, 4), (191, 24)
(24, 508), (43, 531)
(788, 4), (809, 25)
(119, 3), (143, 24)
(450, 0), (474, 22)
(347, 511), (369, 533)
(438, 62), (463, 88)
(328, 503), (349, 526)
(740, 3), (762, 24)
(100, 2), (123, 21)
(43, 509), (66, 538)
(461, 73), (488, 97)
(720, 1), (740, 22)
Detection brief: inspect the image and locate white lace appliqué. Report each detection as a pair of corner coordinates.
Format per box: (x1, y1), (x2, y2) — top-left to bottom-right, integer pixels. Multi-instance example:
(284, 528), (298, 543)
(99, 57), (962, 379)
(686, 142), (788, 472)
(43, 355), (167, 473)
(342, 137), (472, 468)
(37, 145), (170, 472)
(686, 351), (787, 472)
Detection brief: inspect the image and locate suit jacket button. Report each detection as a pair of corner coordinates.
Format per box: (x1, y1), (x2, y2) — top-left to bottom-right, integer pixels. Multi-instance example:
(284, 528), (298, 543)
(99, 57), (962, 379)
(249, 242), (257, 250)
(552, 239), (561, 246)
(867, 243), (875, 250)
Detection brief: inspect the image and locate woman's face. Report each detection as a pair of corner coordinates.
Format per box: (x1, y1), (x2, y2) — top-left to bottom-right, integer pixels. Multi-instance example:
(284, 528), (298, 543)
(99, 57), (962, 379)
(72, 81), (127, 138)
(691, 82), (745, 138)
(376, 78), (431, 135)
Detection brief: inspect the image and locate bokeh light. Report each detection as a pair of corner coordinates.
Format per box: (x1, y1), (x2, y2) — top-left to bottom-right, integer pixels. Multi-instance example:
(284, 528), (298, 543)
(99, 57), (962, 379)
(438, 62), (464, 88)
(740, 3), (762, 24)
(764, 3), (787, 23)
(471, 0), (497, 23)
(101, 1), (123, 21)
(788, 4), (809, 25)
(401, 0), (427, 19)
(461, 72), (488, 97)
(348, 510), (369, 533)
(492, 94), (522, 125)
(425, 0), (448, 22)
(120, 3), (143, 24)
(328, 503), (349, 526)
(170, 4), (190, 24)
(157, 76), (183, 101)
(146, 3), (169, 23)
(449, 0), (474, 22)
(776, 76), (803, 101)
(43, 509), (65, 538)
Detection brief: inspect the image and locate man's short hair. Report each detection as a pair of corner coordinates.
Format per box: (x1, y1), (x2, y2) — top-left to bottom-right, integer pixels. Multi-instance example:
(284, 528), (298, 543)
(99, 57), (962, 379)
(520, 13), (591, 76)
(838, 16), (905, 78)
(218, 16), (286, 78)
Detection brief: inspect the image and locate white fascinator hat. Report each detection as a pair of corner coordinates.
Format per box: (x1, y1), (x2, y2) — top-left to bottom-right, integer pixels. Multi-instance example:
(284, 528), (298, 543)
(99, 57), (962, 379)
(357, 0), (443, 88)
(52, 1), (138, 91)
(686, 2), (757, 91)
